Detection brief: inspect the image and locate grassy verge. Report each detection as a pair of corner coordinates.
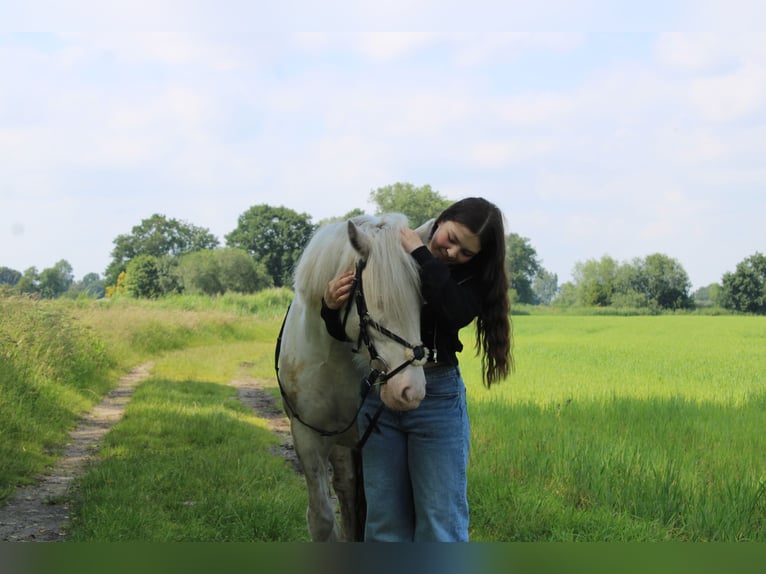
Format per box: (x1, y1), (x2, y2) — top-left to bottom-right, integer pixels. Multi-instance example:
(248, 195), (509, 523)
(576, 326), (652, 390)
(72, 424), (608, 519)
(0, 298), (114, 502)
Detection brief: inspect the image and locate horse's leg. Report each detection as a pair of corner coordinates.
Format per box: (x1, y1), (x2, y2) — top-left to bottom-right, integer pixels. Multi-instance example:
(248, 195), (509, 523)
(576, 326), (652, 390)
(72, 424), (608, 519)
(329, 444), (365, 542)
(292, 426), (339, 542)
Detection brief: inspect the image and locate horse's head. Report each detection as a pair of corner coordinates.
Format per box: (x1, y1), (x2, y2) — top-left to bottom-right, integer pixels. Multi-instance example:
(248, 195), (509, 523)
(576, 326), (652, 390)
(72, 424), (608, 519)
(345, 216), (427, 411)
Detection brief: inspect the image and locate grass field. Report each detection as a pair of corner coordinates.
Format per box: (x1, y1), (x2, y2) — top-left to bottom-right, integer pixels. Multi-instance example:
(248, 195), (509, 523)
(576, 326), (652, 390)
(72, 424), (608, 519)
(463, 315), (766, 541)
(3, 295), (765, 541)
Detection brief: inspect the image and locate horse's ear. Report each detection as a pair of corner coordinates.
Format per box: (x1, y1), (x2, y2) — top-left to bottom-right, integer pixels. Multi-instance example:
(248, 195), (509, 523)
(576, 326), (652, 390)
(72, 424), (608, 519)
(414, 218), (435, 243)
(348, 220), (372, 259)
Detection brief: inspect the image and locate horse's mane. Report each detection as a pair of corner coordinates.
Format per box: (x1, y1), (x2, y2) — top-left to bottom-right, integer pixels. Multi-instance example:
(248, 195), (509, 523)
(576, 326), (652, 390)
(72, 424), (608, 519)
(293, 213), (421, 328)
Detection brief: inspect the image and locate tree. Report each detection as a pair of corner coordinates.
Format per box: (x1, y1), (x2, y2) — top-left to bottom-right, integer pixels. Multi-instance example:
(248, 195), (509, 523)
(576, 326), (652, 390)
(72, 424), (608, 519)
(225, 205), (315, 288)
(553, 281), (578, 307)
(532, 269), (559, 305)
(38, 260), (74, 299)
(693, 283), (722, 308)
(572, 256), (619, 306)
(178, 248), (273, 295)
(721, 252), (766, 314)
(0, 266), (21, 286)
(216, 248), (273, 293)
(609, 259), (652, 309)
(123, 255), (162, 298)
(570, 253), (693, 310)
(14, 267), (40, 296)
(106, 214), (219, 285)
(156, 256), (182, 296)
(69, 272), (107, 299)
(178, 250), (220, 295)
(369, 183), (452, 228)
(640, 253), (693, 310)
(507, 233), (541, 304)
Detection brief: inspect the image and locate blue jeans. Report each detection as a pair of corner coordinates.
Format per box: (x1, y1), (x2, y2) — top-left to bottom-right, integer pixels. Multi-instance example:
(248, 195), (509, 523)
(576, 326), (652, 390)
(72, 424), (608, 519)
(358, 365), (471, 542)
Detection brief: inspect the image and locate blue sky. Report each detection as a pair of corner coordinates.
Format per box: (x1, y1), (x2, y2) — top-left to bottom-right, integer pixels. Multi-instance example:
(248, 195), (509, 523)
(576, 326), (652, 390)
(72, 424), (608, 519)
(2, 6), (765, 290)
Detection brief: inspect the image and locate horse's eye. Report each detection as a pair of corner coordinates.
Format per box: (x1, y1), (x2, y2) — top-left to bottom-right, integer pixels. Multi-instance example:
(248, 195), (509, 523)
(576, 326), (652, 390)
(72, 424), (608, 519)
(369, 357), (388, 373)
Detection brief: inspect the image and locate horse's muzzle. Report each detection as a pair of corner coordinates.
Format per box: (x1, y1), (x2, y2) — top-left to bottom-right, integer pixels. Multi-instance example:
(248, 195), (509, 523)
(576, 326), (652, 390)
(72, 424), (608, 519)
(379, 369), (426, 411)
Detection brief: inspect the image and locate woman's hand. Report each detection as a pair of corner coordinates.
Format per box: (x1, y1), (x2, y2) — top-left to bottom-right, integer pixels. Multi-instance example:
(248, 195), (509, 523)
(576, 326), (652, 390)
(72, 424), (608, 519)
(323, 271), (356, 310)
(400, 227), (425, 253)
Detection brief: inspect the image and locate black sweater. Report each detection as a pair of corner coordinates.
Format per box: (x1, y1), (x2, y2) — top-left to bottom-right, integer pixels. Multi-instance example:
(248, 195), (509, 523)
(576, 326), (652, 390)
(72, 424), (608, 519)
(321, 245), (482, 366)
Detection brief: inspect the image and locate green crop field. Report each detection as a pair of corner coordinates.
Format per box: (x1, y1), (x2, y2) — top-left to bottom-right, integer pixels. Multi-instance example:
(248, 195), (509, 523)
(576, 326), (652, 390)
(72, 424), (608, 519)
(462, 315), (766, 541)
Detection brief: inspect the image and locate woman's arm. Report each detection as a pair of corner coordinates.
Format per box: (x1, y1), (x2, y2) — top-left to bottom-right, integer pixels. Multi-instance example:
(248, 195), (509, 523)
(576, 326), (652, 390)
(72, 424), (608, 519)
(320, 271), (355, 342)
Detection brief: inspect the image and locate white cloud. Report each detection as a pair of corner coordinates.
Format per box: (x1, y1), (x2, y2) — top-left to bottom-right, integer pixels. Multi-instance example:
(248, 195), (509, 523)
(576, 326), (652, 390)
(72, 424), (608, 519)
(351, 33), (437, 62)
(655, 33), (738, 73)
(469, 139), (554, 169)
(450, 33), (583, 67)
(495, 92), (575, 125)
(688, 63), (766, 122)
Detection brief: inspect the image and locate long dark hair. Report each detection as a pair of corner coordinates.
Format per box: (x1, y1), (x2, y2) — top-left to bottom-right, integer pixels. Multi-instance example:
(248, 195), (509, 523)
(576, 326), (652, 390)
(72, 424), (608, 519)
(435, 197), (513, 386)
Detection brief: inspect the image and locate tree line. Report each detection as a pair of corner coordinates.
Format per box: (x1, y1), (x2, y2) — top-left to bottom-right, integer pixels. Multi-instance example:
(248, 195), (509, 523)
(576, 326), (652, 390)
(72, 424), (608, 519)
(1, 183), (764, 314)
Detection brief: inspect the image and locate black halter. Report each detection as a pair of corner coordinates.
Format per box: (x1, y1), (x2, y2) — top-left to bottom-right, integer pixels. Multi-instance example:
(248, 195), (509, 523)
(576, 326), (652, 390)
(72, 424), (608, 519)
(344, 258), (427, 387)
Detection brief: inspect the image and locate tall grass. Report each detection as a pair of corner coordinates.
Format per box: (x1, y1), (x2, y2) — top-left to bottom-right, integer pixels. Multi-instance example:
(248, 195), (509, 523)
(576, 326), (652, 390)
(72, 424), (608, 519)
(136, 288), (293, 317)
(0, 290), (292, 510)
(463, 315), (766, 541)
(0, 298), (113, 502)
(73, 289), (291, 365)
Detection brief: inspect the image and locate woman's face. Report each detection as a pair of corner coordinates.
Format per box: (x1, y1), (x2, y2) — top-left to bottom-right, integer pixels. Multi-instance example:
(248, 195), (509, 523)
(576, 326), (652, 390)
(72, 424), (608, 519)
(428, 220), (481, 266)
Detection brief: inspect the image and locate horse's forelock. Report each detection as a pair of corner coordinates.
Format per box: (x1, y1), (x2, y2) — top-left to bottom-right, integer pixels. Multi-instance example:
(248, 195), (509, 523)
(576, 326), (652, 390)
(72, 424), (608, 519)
(360, 215), (421, 331)
(293, 214), (421, 332)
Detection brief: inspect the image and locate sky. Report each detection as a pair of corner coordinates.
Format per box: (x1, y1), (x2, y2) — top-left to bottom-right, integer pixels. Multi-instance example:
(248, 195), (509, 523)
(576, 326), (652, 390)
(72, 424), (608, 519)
(2, 4), (765, 290)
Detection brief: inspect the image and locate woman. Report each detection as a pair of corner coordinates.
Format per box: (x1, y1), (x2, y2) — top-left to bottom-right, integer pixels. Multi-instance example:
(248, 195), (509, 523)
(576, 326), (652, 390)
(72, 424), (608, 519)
(321, 197), (513, 541)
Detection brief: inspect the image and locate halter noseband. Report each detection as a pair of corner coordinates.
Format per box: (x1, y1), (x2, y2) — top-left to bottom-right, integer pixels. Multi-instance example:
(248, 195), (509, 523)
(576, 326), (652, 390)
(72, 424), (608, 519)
(344, 259), (428, 387)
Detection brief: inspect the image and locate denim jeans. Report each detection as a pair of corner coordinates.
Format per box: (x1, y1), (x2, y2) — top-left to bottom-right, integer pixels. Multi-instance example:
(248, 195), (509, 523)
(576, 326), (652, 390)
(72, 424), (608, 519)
(358, 365), (470, 542)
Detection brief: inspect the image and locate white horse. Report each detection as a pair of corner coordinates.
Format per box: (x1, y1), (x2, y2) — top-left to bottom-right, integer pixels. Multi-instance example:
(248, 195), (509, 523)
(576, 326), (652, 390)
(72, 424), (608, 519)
(276, 213), (429, 542)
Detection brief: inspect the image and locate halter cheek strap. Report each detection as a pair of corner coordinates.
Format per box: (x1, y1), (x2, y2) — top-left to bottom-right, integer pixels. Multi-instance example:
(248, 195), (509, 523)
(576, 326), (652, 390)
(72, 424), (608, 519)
(348, 258), (428, 385)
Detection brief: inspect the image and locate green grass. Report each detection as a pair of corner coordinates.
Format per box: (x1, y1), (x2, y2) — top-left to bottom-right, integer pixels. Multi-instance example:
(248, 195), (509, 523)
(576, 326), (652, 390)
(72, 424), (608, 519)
(0, 298), (114, 501)
(463, 315), (766, 541)
(5, 293), (766, 541)
(66, 294), (305, 541)
(67, 375), (307, 541)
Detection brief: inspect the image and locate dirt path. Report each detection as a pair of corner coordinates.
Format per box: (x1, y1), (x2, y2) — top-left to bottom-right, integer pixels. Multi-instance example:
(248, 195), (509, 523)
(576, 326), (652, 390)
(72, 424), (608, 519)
(0, 363), (153, 542)
(229, 375), (300, 474)
(0, 364), (297, 542)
